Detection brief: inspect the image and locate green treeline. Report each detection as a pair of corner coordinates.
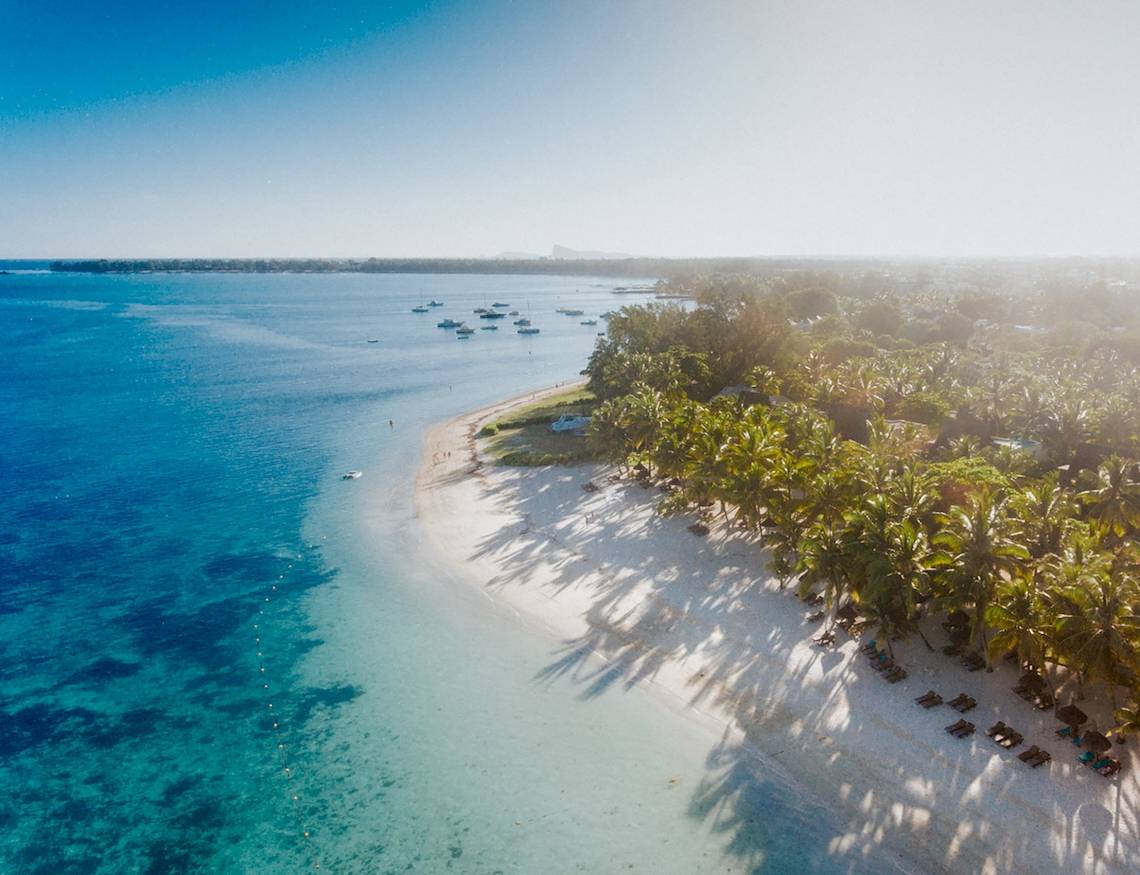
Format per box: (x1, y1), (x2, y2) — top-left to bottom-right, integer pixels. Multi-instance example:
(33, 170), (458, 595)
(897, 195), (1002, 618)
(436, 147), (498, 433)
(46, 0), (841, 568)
(584, 275), (1140, 739)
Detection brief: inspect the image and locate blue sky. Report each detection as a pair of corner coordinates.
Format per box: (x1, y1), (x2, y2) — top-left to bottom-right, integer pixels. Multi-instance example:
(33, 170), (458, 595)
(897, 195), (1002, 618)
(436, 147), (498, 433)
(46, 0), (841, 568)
(2, 1), (1139, 257)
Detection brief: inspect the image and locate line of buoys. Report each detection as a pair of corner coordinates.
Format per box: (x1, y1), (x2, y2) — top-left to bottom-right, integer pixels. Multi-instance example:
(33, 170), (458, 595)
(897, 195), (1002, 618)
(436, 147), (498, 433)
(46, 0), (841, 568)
(255, 553), (324, 871)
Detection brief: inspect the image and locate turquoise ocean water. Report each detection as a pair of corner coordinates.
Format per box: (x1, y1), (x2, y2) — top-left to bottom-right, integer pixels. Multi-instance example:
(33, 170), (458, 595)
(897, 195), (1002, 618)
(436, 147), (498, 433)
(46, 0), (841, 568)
(0, 270), (883, 874)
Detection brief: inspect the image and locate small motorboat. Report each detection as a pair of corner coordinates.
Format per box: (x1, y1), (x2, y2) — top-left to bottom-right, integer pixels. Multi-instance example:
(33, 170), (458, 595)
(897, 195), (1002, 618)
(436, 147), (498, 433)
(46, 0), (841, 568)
(562, 309), (584, 316)
(473, 307), (489, 314)
(509, 311), (519, 316)
(342, 470), (363, 480)
(437, 319), (462, 328)
(411, 306), (429, 313)
(517, 327), (540, 335)
(492, 302), (510, 308)
(428, 300), (444, 307)
(456, 326), (475, 335)
(480, 324), (499, 331)
(479, 311), (506, 319)
(366, 339), (379, 343)
(580, 319), (597, 326)
(513, 318), (531, 326)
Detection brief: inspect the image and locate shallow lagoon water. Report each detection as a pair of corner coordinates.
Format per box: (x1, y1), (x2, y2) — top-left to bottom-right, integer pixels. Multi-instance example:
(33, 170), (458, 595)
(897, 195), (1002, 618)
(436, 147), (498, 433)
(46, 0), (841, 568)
(0, 272), (882, 873)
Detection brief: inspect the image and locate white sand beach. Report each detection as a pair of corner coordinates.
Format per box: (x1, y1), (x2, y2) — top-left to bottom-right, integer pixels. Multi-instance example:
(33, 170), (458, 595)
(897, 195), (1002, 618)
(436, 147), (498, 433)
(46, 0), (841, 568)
(414, 383), (1139, 875)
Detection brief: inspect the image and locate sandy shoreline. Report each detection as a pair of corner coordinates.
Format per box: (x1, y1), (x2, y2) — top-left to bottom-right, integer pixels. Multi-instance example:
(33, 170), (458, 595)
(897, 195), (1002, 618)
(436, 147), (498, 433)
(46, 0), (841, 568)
(413, 382), (1138, 875)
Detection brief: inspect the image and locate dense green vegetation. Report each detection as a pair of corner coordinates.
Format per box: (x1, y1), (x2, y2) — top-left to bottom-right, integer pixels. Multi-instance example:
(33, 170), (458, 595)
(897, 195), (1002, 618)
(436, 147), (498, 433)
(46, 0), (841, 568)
(585, 271), (1140, 739)
(479, 387), (596, 466)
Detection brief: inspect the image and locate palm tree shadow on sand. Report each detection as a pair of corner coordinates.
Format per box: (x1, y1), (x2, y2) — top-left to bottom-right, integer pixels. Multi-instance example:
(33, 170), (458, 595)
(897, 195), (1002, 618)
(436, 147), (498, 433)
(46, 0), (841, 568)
(467, 463), (1135, 875)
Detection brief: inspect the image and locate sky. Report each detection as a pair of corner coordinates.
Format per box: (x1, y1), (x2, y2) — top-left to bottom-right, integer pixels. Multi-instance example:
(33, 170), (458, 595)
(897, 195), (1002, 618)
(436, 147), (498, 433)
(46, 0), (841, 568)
(2, 0), (1139, 258)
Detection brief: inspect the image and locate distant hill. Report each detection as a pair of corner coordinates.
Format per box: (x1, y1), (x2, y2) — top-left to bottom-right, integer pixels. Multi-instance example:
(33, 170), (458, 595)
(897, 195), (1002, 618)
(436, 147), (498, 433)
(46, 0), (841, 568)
(551, 244), (633, 260)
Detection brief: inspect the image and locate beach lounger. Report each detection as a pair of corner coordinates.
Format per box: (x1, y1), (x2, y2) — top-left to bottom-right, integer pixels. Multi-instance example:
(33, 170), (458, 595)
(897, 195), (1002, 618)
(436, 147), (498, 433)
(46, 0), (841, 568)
(951, 722), (976, 738)
(915, 690), (938, 704)
(1097, 758), (1121, 777)
(1030, 751), (1052, 767)
(951, 696), (976, 713)
(1055, 726), (1073, 739)
(998, 732), (1023, 749)
(1034, 692), (1055, 710)
(947, 693), (969, 709)
(920, 694), (943, 708)
(1017, 745), (1042, 762)
(813, 631), (835, 647)
(860, 640), (878, 655)
(946, 719), (969, 734)
(987, 721), (1008, 737)
(885, 667), (907, 683)
(960, 653), (985, 672)
(807, 610), (825, 623)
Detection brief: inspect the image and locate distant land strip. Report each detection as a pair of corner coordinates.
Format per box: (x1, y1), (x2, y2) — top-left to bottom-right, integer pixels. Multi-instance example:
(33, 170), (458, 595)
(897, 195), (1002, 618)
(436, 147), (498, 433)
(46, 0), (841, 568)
(48, 256), (915, 277)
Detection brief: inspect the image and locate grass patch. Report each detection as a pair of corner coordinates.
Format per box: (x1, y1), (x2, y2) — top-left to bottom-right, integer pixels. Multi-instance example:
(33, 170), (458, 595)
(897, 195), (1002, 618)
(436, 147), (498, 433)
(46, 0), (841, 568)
(480, 385), (597, 466)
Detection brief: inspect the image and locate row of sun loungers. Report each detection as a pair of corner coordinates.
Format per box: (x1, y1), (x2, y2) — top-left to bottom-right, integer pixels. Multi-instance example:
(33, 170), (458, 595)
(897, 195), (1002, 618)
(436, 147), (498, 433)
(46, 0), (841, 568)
(866, 647), (907, 682)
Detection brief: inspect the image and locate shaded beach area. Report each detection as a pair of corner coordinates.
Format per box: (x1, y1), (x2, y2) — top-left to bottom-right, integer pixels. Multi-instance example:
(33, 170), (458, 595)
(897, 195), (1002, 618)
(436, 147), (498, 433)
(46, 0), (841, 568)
(416, 383), (1139, 875)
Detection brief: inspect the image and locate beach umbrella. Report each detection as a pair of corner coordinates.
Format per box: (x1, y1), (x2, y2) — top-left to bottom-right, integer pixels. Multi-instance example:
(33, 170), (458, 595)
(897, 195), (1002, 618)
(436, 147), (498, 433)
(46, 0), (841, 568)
(1018, 671), (1045, 692)
(1056, 704), (1088, 728)
(1083, 731), (1111, 754)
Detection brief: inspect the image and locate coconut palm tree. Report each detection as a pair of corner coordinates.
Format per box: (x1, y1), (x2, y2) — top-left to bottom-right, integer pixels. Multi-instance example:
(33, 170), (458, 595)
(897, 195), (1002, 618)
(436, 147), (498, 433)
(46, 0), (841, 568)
(719, 406), (785, 527)
(587, 398), (631, 470)
(1010, 475), (1074, 559)
(1052, 567), (1140, 706)
(932, 489), (1030, 666)
(1080, 455), (1140, 542)
(796, 518), (853, 618)
(986, 573), (1051, 672)
(1043, 397), (1091, 473)
(1111, 699), (1140, 741)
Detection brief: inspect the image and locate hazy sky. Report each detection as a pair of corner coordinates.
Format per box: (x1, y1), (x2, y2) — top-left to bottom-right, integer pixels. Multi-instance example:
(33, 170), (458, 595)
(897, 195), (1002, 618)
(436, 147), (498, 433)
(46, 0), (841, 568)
(2, 1), (1138, 258)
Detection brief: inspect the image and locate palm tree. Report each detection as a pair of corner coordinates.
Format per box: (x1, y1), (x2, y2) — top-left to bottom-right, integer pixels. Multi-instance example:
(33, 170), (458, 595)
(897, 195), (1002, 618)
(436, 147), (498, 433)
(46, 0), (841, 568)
(721, 409), (784, 528)
(986, 573), (1050, 672)
(1111, 699), (1140, 742)
(1010, 475), (1074, 559)
(932, 489), (1030, 666)
(887, 465), (938, 527)
(587, 398), (631, 470)
(1043, 397), (1091, 474)
(622, 386), (666, 471)
(1080, 455), (1140, 542)
(1052, 567), (1139, 706)
(796, 518), (853, 619)
(651, 398), (698, 481)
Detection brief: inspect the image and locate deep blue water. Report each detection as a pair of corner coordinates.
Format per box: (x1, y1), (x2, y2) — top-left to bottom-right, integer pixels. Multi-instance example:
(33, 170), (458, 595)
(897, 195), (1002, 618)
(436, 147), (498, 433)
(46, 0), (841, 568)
(0, 272), (881, 874)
